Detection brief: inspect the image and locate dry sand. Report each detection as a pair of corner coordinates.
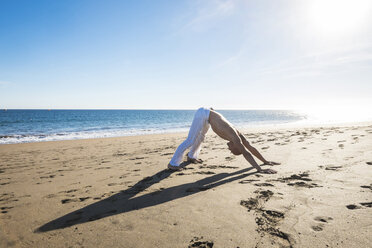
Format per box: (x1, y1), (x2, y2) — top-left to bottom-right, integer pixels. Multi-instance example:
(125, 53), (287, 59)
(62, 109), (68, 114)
(0, 123), (371, 248)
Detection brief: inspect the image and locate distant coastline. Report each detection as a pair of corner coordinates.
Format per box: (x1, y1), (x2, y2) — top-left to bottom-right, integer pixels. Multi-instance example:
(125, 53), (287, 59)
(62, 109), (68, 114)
(0, 109), (305, 144)
(1, 109), (371, 144)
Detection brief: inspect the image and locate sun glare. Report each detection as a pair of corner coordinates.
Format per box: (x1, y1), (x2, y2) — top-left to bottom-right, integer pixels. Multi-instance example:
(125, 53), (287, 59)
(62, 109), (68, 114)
(297, 98), (372, 124)
(306, 0), (371, 37)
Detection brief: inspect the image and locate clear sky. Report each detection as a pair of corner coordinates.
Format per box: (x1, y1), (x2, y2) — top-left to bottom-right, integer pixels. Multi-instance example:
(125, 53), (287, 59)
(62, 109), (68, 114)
(1, 0), (371, 110)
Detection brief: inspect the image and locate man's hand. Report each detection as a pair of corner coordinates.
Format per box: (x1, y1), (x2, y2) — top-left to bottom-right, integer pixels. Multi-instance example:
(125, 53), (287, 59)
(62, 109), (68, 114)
(259, 168), (277, 174)
(263, 161), (281, 166)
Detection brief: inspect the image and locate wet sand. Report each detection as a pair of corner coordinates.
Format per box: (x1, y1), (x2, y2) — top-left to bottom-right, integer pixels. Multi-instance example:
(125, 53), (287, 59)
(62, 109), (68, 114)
(0, 123), (371, 247)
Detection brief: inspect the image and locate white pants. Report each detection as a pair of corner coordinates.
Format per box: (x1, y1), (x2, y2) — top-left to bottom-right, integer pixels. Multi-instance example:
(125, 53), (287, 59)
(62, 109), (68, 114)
(169, 108), (211, 166)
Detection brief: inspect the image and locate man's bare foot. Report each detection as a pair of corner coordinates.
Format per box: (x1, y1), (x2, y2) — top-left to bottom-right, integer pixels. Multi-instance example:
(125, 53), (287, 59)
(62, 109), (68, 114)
(187, 156), (203, 164)
(167, 163), (183, 171)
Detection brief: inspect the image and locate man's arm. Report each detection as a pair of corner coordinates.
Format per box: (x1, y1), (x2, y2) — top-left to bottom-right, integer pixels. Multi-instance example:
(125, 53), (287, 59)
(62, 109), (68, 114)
(241, 149), (263, 172)
(233, 138), (276, 174)
(238, 132), (280, 165)
(239, 132), (267, 163)
(240, 148), (277, 174)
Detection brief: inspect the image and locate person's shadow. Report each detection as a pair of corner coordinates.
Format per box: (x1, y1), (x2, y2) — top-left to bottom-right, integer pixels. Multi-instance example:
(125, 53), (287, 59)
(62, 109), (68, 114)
(36, 165), (257, 232)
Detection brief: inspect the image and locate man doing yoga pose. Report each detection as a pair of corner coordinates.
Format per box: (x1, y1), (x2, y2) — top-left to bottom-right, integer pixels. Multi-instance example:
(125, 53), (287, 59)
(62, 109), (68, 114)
(168, 107), (280, 174)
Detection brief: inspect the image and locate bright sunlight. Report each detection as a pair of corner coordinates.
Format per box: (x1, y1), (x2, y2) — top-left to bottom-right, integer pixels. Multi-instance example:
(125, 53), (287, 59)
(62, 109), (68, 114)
(305, 0), (371, 37)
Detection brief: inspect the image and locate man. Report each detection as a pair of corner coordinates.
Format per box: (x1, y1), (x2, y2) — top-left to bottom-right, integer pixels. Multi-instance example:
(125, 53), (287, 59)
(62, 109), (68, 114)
(168, 107), (279, 174)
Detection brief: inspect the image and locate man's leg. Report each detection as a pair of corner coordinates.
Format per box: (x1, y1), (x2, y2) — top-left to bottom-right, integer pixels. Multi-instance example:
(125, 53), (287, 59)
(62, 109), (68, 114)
(169, 108), (206, 167)
(187, 120), (210, 162)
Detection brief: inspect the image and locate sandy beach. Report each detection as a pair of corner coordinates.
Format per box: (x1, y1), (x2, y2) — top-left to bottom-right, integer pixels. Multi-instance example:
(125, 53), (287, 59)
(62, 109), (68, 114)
(0, 123), (371, 248)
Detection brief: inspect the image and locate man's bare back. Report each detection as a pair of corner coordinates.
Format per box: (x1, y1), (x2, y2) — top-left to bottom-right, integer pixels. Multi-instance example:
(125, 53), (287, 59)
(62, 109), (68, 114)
(209, 110), (279, 174)
(209, 110), (239, 141)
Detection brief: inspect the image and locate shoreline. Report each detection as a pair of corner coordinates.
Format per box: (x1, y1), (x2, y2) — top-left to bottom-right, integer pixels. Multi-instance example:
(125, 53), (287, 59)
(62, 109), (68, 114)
(1, 120), (372, 146)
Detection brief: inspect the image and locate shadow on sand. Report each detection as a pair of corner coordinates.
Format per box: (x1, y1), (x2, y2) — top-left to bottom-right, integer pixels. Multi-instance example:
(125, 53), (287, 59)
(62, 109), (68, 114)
(36, 166), (257, 232)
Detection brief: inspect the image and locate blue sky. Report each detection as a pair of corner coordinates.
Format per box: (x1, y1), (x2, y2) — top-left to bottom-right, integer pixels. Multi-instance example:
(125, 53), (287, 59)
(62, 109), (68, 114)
(1, 0), (371, 110)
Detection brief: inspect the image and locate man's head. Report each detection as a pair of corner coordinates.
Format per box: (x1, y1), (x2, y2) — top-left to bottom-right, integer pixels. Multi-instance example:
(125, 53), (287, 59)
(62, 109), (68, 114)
(227, 141), (242, 155)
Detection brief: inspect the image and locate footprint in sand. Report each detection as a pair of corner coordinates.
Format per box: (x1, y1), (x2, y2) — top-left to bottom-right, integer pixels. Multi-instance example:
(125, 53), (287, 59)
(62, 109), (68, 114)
(188, 236), (214, 248)
(360, 185), (372, 191)
(346, 204), (361, 210)
(94, 167), (111, 170)
(129, 157), (146, 160)
(161, 153), (173, 156)
(113, 152), (129, 157)
(63, 189), (78, 194)
(61, 197), (91, 204)
(314, 216), (333, 223)
(255, 189), (274, 201)
(40, 175), (56, 179)
(287, 180), (320, 188)
(311, 225), (324, 231)
(347, 202), (372, 209)
(1, 206), (13, 214)
(325, 165), (342, 171)
(254, 183), (274, 187)
(271, 172), (321, 188)
(240, 198), (259, 211)
(225, 156), (234, 161)
(312, 216), (333, 231)
(360, 202), (372, 208)
(0, 193), (18, 206)
(240, 190), (291, 247)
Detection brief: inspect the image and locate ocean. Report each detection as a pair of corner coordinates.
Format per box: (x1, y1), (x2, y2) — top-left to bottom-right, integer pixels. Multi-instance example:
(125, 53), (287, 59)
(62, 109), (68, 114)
(0, 109), (306, 144)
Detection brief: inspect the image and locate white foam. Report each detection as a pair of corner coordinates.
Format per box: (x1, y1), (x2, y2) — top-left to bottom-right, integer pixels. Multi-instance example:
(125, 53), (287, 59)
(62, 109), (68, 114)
(0, 128), (190, 144)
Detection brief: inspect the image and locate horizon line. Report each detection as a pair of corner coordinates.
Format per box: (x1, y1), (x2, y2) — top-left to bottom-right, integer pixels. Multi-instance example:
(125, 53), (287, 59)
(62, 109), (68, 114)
(1, 108), (297, 111)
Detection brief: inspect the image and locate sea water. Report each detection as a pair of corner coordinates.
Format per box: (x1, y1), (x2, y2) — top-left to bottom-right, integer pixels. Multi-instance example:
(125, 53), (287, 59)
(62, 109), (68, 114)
(0, 109), (305, 144)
